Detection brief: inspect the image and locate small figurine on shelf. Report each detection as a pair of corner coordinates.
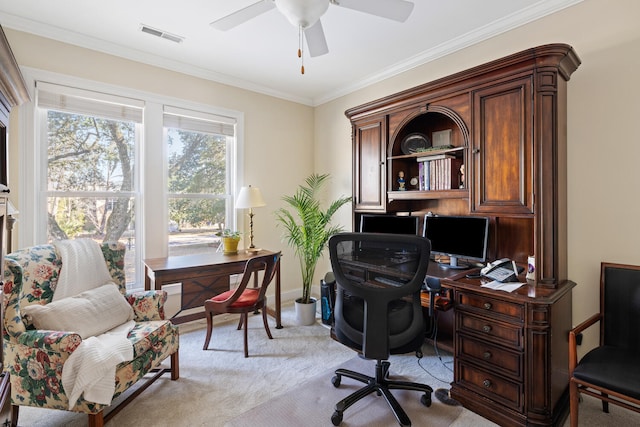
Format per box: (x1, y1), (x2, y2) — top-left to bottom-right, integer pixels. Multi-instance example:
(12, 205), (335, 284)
(458, 164), (465, 189)
(397, 171), (406, 191)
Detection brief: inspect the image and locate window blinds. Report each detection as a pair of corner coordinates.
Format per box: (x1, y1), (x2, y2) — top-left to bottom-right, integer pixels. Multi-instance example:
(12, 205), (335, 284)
(163, 105), (235, 137)
(36, 81), (144, 123)
(36, 82), (236, 136)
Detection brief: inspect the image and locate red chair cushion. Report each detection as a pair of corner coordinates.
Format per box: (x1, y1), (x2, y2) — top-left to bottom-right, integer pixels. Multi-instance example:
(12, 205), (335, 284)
(210, 288), (260, 308)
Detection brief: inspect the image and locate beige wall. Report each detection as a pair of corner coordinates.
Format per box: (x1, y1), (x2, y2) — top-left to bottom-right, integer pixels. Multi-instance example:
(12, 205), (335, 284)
(5, 0), (640, 349)
(316, 0), (640, 351)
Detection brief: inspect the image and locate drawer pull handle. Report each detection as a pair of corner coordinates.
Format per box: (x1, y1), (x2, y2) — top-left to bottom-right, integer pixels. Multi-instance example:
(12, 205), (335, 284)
(482, 325), (492, 333)
(483, 302), (492, 310)
(483, 351), (492, 359)
(483, 379), (492, 388)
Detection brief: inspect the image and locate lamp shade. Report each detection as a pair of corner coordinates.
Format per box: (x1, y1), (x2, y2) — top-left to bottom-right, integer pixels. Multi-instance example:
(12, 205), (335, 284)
(235, 186), (266, 209)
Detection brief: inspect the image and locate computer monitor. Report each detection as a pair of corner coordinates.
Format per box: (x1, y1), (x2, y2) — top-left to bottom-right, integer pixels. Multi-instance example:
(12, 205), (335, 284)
(358, 214), (420, 254)
(359, 214), (419, 235)
(423, 214), (489, 269)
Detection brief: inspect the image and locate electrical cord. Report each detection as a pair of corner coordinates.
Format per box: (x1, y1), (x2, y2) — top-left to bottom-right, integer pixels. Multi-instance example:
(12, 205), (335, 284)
(414, 304), (461, 406)
(415, 309), (453, 383)
(431, 317), (453, 374)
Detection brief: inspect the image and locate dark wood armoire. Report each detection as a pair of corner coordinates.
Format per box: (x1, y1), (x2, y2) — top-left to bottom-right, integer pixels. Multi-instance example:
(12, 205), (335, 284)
(346, 44), (581, 426)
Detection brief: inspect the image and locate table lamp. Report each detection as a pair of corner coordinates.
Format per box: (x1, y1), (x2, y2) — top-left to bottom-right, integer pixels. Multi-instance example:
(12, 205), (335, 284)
(235, 185), (266, 252)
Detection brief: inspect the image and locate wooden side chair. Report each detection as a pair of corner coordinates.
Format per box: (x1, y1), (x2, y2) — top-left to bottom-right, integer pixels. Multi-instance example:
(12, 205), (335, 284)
(202, 252), (281, 357)
(569, 262), (640, 427)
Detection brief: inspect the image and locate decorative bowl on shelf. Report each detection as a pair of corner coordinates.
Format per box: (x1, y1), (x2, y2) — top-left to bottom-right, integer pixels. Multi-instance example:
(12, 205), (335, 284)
(400, 133), (430, 154)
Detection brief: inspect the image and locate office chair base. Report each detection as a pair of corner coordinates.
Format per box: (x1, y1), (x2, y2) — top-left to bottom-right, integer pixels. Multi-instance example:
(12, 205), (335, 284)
(331, 360), (433, 427)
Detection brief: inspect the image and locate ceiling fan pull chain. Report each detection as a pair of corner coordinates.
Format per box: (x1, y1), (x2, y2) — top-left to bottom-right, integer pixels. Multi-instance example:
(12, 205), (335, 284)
(298, 25), (305, 74)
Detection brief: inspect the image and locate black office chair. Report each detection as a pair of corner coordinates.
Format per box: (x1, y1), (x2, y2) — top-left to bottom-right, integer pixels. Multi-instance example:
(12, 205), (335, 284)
(328, 232), (433, 427)
(568, 262), (640, 427)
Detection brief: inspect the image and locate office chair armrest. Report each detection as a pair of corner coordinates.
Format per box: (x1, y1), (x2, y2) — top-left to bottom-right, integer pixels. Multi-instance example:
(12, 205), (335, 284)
(568, 312), (602, 373)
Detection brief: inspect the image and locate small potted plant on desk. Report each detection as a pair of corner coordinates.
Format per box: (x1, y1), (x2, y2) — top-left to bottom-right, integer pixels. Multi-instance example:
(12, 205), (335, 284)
(275, 173), (351, 325)
(216, 229), (242, 255)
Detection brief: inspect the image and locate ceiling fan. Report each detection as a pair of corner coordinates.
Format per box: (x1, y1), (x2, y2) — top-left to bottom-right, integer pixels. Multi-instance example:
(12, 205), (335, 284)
(211, 0), (414, 73)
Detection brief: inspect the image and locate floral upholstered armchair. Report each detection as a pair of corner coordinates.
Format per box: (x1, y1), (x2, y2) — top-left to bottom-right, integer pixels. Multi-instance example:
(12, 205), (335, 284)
(2, 241), (179, 427)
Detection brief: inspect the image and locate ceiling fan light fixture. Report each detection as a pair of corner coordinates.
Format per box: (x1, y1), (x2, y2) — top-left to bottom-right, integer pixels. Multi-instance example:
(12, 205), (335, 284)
(274, 0), (330, 28)
(210, 0), (415, 74)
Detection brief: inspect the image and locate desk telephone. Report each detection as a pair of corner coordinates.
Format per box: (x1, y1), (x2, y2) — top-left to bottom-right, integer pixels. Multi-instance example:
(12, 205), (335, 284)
(481, 258), (523, 282)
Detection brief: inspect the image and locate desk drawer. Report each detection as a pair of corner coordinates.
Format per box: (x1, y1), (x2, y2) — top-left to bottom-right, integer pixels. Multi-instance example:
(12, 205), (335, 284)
(458, 312), (523, 349)
(458, 334), (522, 379)
(457, 292), (524, 322)
(182, 277), (230, 310)
(457, 362), (523, 412)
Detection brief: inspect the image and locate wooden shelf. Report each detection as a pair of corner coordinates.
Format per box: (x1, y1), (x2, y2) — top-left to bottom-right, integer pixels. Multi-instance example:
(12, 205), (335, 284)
(388, 188), (468, 201)
(388, 146), (465, 161)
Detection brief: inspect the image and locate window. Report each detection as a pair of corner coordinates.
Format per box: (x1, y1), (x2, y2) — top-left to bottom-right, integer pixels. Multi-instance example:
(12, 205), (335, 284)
(37, 82), (142, 287)
(164, 106), (236, 256)
(27, 74), (244, 289)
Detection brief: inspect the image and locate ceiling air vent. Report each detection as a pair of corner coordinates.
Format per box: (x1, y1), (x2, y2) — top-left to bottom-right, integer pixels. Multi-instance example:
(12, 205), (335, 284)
(140, 24), (184, 44)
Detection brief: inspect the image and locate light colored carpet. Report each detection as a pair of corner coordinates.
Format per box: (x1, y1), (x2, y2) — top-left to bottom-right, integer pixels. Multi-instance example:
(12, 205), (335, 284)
(14, 305), (640, 426)
(226, 354), (462, 427)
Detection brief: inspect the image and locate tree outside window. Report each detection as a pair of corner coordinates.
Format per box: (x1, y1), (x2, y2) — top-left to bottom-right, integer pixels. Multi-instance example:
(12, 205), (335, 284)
(166, 127), (231, 256)
(45, 109), (138, 285)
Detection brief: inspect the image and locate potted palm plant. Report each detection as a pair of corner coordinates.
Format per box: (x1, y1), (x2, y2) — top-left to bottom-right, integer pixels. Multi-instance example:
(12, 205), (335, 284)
(275, 173), (351, 325)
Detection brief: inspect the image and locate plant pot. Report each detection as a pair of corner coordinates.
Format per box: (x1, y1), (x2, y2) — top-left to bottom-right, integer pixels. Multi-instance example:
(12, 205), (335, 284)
(295, 297), (317, 326)
(221, 236), (241, 255)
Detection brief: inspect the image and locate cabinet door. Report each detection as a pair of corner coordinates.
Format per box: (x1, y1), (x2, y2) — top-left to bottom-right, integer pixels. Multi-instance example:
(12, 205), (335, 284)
(471, 77), (533, 214)
(353, 117), (387, 212)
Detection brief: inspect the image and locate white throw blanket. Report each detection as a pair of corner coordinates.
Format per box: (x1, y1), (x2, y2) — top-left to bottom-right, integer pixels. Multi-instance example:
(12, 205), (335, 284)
(62, 320), (136, 409)
(53, 238), (135, 408)
(53, 238), (114, 301)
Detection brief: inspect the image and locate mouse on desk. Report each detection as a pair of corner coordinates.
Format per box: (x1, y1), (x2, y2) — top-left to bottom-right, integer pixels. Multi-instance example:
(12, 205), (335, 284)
(465, 273), (482, 279)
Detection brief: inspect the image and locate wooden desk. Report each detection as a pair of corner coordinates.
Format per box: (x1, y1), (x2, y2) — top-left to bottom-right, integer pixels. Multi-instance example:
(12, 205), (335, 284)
(144, 250), (281, 327)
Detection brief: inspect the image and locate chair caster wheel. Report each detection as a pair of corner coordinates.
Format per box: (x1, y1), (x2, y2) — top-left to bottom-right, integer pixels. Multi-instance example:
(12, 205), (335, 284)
(331, 410), (343, 426)
(331, 375), (341, 388)
(421, 393), (432, 407)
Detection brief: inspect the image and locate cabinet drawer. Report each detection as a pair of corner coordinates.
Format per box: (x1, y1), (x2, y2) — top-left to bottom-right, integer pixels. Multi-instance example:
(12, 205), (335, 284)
(457, 292), (524, 322)
(457, 362), (523, 412)
(458, 312), (523, 349)
(458, 334), (522, 379)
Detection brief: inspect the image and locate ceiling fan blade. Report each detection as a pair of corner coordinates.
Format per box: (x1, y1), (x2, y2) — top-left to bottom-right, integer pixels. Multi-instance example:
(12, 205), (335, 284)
(305, 20), (329, 57)
(334, 0), (414, 22)
(210, 0), (276, 31)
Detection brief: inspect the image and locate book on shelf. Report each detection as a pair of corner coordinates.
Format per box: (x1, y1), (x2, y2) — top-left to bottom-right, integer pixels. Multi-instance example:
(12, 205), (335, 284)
(418, 160), (430, 191)
(423, 157), (463, 190)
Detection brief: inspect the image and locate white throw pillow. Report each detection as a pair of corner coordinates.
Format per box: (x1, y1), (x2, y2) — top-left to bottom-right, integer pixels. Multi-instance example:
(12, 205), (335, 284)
(22, 283), (134, 339)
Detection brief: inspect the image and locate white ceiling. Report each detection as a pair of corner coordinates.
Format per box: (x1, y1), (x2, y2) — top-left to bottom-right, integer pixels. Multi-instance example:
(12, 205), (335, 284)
(0, 0), (582, 106)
